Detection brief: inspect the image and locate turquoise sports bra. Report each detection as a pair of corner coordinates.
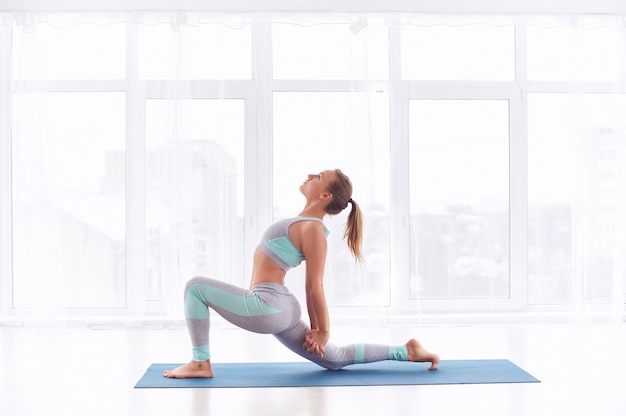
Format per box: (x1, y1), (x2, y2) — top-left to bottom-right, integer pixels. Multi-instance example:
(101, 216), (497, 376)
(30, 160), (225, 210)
(258, 217), (330, 271)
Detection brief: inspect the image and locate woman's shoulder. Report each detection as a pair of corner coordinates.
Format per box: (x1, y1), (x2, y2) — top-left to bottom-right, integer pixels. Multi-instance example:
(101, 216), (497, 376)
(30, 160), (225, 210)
(294, 217), (329, 236)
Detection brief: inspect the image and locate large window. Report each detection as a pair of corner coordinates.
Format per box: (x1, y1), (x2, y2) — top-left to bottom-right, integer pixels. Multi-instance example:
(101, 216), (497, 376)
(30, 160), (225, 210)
(400, 24), (515, 80)
(525, 22), (626, 309)
(12, 21), (126, 80)
(273, 19), (389, 80)
(138, 23), (251, 80)
(1, 13), (625, 320)
(144, 99), (246, 307)
(408, 99), (510, 301)
(11, 92), (126, 308)
(528, 93), (626, 305)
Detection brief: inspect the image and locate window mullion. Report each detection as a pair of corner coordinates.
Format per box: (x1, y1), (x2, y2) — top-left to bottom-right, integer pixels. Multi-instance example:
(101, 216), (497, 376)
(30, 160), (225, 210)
(511, 24), (529, 311)
(248, 20), (273, 282)
(388, 22), (411, 313)
(0, 24), (13, 316)
(125, 21), (147, 316)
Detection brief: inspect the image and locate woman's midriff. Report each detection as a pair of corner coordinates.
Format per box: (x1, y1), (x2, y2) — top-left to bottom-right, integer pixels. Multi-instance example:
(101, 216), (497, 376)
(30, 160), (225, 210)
(249, 247), (287, 288)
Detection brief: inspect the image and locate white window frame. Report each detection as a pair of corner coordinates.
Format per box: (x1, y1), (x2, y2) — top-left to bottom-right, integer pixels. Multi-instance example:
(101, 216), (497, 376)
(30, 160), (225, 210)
(1, 14), (624, 321)
(0, 23), (13, 318)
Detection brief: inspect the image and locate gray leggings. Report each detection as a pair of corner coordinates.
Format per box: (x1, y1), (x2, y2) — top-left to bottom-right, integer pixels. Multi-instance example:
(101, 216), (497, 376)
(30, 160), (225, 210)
(183, 276), (408, 370)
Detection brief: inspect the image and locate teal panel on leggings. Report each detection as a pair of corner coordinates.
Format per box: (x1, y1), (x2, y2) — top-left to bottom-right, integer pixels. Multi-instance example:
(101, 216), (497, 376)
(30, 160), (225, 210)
(185, 283), (282, 320)
(354, 344), (365, 364)
(388, 345), (408, 361)
(193, 345), (211, 361)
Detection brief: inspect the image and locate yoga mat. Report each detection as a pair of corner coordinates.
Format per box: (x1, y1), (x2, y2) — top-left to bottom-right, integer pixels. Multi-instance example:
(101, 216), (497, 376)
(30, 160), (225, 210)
(134, 359), (539, 388)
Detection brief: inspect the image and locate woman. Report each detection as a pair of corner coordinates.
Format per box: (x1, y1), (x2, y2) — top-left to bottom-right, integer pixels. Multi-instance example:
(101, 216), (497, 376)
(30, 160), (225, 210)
(164, 169), (439, 378)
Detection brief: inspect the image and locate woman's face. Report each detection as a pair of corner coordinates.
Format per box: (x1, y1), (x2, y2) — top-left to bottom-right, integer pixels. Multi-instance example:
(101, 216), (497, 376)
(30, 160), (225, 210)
(299, 169), (336, 199)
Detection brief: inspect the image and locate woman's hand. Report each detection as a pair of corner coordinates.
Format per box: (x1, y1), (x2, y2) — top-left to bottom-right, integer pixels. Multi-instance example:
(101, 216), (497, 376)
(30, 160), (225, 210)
(303, 329), (329, 359)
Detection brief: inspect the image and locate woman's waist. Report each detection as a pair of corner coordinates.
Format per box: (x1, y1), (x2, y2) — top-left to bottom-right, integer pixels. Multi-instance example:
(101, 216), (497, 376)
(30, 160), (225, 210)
(249, 267), (287, 289)
(250, 249), (287, 287)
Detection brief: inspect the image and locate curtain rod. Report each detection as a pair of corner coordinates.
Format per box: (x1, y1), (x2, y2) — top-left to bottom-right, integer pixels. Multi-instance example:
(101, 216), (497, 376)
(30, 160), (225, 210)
(2, 0), (626, 14)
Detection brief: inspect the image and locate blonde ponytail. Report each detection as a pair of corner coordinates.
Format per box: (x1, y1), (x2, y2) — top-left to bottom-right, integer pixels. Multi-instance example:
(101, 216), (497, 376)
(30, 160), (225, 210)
(344, 199), (363, 262)
(326, 169), (364, 262)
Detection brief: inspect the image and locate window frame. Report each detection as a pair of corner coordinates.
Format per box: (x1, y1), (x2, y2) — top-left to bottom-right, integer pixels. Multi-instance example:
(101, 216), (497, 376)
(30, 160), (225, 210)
(392, 85), (525, 314)
(1, 16), (625, 321)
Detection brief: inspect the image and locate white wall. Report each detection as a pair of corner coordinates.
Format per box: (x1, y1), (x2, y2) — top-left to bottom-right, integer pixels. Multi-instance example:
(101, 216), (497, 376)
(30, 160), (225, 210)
(2, 0), (626, 13)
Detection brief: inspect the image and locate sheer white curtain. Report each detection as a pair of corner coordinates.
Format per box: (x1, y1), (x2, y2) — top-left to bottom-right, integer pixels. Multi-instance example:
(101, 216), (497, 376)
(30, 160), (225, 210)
(5, 12), (252, 322)
(1, 11), (625, 323)
(524, 16), (626, 318)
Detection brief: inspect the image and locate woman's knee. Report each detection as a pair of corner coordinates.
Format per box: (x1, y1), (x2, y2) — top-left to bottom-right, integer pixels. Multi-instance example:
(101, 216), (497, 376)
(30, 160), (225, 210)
(184, 276), (212, 293)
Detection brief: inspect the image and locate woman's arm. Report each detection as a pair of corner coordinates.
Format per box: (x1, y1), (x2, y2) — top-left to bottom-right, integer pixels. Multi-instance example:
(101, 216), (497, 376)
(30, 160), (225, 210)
(298, 221), (330, 358)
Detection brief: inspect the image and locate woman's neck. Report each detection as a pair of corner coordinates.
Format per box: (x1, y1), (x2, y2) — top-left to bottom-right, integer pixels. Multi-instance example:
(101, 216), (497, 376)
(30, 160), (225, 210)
(298, 204), (326, 219)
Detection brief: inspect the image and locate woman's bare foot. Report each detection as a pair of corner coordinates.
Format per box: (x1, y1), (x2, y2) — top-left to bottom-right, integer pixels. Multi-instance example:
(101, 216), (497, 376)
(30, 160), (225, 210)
(406, 338), (440, 371)
(163, 360), (214, 378)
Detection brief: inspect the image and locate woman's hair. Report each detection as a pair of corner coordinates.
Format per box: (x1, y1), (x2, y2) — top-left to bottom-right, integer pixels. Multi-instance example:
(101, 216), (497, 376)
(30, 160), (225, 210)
(325, 169), (364, 262)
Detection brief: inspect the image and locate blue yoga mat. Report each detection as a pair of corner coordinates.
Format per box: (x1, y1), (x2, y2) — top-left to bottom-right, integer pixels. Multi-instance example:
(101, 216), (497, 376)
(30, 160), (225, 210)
(134, 359), (539, 388)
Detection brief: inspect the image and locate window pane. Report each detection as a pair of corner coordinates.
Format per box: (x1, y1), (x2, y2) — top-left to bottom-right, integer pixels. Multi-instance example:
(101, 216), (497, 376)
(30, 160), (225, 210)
(528, 93), (626, 304)
(409, 100), (510, 299)
(273, 92), (390, 306)
(273, 18), (389, 80)
(12, 23), (125, 80)
(144, 99), (245, 302)
(12, 92), (126, 308)
(401, 25), (515, 80)
(138, 23), (251, 80)
(527, 26), (623, 82)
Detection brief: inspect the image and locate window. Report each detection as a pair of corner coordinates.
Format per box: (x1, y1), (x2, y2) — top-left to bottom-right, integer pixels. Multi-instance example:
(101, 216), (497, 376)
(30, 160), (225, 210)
(527, 25), (623, 82)
(138, 23), (251, 80)
(144, 99), (246, 303)
(2, 13), (625, 320)
(11, 92), (126, 308)
(401, 24), (515, 80)
(408, 99), (510, 300)
(12, 22), (125, 80)
(273, 18), (389, 80)
(528, 93), (626, 304)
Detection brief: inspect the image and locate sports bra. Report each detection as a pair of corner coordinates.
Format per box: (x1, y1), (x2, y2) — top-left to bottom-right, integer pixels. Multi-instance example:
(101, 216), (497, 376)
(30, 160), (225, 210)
(258, 216), (330, 271)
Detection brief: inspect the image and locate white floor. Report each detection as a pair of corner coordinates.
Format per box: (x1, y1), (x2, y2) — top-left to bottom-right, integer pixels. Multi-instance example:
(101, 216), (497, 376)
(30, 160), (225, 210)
(1, 321), (625, 416)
